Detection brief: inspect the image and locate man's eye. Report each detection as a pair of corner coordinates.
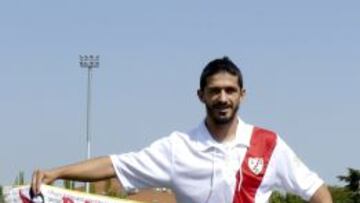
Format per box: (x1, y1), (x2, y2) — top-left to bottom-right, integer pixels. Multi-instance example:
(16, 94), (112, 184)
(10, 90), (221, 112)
(209, 89), (220, 94)
(226, 88), (237, 94)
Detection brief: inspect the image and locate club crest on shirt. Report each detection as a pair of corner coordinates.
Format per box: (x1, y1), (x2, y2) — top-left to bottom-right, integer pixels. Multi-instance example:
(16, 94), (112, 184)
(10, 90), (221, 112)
(248, 157), (264, 175)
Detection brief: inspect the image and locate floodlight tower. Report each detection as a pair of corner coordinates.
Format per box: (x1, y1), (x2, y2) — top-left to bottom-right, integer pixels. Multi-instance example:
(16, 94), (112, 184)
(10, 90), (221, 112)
(79, 55), (99, 193)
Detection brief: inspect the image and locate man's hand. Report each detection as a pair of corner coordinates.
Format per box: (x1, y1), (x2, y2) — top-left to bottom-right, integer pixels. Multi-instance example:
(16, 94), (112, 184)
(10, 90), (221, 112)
(31, 169), (58, 195)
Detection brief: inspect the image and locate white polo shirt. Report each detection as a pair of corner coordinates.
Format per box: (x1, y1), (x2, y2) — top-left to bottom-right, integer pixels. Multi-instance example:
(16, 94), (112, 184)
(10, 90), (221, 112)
(110, 118), (323, 203)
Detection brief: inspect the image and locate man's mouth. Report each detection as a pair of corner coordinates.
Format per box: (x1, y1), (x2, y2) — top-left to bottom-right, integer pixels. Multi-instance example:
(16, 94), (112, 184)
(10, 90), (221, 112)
(213, 106), (231, 114)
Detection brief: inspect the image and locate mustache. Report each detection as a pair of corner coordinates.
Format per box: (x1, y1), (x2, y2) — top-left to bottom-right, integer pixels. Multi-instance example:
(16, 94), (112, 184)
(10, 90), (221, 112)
(211, 102), (231, 109)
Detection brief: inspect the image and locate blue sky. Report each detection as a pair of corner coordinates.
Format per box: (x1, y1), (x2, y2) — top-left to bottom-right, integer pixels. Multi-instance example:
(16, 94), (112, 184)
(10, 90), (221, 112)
(0, 1), (359, 187)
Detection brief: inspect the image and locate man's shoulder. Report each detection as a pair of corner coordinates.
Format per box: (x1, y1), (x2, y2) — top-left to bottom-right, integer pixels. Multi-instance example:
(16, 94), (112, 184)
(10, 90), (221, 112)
(251, 125), (278, 136)
(238, 117), (278, 137)
(247, 124), (291, 152)
(245, 124), (280, 146)
(167, 129), (196, 141)
(167, 130), (188, 139)
(163, 127), (204, 149)
(248, 126), (278, 151)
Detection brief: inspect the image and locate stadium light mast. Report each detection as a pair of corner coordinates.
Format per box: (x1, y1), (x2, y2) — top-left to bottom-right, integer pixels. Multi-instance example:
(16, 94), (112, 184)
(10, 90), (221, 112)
(79, 55), (99, 193)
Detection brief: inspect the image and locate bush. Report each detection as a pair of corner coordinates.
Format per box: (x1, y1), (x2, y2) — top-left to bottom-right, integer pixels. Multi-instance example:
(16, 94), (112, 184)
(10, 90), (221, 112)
(0, 185), (4, 203)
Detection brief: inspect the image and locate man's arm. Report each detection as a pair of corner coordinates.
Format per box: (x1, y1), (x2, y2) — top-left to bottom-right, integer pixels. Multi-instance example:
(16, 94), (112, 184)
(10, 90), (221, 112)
(31, 156), (116, 195)
(309, 184), (333, 203)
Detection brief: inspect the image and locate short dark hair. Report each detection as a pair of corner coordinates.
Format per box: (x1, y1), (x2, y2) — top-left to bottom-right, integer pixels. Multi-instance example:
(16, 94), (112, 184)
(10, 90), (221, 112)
(199, 56), (243, 90)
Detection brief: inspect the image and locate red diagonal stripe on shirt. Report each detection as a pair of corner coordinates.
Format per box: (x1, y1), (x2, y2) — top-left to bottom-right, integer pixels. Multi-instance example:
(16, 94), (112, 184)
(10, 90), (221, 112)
(233, 127), (277, 203)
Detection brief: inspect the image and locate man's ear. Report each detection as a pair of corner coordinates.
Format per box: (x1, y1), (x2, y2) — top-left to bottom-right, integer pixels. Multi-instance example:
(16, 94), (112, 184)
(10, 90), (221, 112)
(240, 89), (246, 102)
(197, 89), (205, 103)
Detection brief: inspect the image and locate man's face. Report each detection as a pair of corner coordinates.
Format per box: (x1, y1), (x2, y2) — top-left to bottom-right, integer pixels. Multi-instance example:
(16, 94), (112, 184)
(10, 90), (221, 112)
(198, 72), (245, 125)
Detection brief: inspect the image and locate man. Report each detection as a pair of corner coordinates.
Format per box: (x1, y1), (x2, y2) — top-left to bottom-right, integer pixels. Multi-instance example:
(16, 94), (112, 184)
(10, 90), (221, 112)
(32, 57), (332, 203)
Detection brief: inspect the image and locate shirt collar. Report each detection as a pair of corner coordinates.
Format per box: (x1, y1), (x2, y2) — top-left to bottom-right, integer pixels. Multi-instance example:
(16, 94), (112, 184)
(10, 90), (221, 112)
(195, 116), (253, 151)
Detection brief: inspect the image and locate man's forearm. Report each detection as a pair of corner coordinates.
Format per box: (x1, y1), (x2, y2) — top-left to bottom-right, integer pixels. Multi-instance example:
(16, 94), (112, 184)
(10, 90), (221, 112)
(32, 156), (117, 195)
(53, 156), (116, 182)
(309, 184), (333, 203)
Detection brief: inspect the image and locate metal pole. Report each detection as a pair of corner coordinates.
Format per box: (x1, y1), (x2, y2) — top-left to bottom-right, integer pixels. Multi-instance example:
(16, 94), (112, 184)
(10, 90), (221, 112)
(85, 67), (92, 193)
(86, 67), (92, 160)
(79, 55), (99, 193)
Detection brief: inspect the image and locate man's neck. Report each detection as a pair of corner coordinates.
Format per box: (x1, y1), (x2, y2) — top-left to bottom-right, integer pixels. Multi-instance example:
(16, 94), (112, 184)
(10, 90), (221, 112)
(205, 117), (238, 143)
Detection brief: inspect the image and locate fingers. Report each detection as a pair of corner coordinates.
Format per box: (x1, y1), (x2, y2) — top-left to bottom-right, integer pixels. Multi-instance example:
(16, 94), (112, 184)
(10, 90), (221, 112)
(31, 169), (44, 195)
(31, 170), (38, 195)
(31, 169), (40, 195)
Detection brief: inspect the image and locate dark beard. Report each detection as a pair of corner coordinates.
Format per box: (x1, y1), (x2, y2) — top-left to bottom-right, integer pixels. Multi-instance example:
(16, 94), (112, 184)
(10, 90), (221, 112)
(206, 104), (239, 125)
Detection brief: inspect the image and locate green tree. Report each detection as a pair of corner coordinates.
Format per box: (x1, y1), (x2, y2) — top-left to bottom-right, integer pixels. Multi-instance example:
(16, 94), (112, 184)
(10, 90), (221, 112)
(329, 186), (353, 203)
(284, 193), (306, 203)
(270, 191), (285, 203)
(269, 191), (308, 203)
(0, 185), (4, 203)
(63, 180), (75, 190)
(338, 168), (360, 203)
(103, 179), (126, 199)
(90, 183), (96, 194)
(104, 179), (112, 195)
(13, 171), (25, 186)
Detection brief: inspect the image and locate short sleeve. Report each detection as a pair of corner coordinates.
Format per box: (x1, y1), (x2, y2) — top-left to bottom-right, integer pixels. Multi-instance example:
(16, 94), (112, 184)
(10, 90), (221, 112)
(110, 136), (173, 191)
(272, 136), (324, 200)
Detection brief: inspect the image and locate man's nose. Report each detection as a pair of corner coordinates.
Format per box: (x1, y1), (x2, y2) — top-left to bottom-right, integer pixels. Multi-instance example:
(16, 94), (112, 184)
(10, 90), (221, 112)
(219, 90), (227, 102)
